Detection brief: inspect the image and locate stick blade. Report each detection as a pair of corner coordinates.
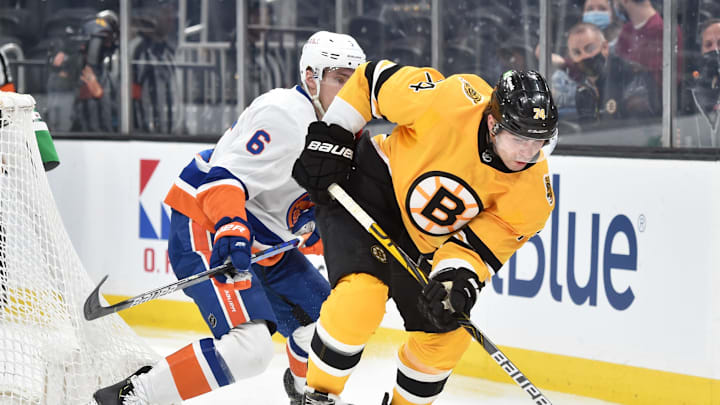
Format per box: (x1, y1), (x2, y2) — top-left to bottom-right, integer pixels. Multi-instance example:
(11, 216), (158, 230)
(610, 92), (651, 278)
(83, 275), (111, 321)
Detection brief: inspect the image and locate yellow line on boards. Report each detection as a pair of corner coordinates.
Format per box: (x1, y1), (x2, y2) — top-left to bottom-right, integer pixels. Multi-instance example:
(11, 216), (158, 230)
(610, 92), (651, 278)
(104, 295), (720, 405)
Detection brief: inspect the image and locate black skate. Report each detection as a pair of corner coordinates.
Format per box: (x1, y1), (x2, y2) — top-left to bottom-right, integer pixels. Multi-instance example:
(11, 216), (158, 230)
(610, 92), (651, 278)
(283, 368), (303, 405)
(381, 392), (390, 405)
(303, 387), (353, 405)
(93, 366), (152, 405)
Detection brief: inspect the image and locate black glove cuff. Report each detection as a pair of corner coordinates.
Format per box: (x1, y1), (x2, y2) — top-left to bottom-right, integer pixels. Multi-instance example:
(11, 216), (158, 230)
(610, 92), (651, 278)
(308, 121), (356, 147)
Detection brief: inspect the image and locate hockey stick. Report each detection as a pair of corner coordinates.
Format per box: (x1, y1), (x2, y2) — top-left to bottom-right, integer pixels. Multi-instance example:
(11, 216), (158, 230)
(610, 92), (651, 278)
(83, 238), (303, 321)
(328, 183), (552, 405)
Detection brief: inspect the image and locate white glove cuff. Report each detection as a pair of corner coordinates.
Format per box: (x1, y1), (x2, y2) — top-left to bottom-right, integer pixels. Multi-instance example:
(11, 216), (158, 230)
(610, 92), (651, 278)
(430, 258), (476, 279)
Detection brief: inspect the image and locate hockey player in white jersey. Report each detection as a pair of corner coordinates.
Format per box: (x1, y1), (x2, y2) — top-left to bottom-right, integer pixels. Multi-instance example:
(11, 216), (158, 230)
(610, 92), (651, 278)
(93, 31), (365, 405)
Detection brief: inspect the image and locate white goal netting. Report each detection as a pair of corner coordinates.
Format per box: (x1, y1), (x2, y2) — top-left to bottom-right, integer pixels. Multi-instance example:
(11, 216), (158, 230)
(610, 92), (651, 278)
(0, 92), (158, 404)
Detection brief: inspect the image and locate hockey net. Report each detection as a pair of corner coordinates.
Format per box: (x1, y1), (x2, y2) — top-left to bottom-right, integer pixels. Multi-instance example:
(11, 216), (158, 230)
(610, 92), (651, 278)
(0, 92), (158, 404)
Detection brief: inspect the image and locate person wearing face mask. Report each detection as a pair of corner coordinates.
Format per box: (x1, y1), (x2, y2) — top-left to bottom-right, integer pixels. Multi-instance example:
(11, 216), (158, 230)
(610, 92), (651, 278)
(582, 0), (622, 49)
(686, 19), (720, 147)
(539, 0), (621, 113)
(694, 19), (720, 96)
(567, 22), (660, 123)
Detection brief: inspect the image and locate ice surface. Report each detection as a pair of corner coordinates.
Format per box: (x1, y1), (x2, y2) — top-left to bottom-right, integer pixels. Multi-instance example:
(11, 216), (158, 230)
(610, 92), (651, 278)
(136, 328), (618, 405)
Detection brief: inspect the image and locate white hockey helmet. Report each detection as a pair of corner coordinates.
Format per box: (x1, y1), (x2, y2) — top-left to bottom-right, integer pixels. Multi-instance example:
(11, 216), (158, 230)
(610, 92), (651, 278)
(299, 30), (366, 89)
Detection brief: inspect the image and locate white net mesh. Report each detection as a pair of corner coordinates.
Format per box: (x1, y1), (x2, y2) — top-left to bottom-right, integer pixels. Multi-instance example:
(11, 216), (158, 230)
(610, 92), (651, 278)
(0, 92), (158, 404)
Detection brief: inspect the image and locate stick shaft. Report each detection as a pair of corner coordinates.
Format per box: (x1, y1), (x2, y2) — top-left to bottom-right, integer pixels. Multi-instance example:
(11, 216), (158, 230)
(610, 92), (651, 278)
(84, 238), (302, 320)
(327, 183), (552, 404)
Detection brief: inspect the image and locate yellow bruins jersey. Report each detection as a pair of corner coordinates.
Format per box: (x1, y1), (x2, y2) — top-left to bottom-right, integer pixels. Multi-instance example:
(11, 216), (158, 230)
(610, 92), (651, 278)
(323, 60), (555, 282)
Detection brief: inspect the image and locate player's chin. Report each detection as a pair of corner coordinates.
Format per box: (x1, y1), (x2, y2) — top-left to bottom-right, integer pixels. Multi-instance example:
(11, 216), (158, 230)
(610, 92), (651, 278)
(510, 161), (528, 171)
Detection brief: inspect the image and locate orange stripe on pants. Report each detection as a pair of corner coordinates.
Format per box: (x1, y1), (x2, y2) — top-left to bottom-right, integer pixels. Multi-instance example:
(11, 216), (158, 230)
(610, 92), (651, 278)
(191, 220), (212, 265)
(167, 344), (212, 400)
(212, 279), (248, 327)
(286, 343), (307, 378)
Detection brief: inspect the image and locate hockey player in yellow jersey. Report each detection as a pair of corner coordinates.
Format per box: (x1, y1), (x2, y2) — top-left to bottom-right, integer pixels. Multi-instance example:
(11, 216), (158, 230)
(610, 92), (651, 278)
(292, 61), (558, 405)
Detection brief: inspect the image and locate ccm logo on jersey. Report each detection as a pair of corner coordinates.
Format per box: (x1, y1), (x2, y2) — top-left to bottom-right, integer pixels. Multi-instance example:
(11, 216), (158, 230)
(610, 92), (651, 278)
(307, 141), (354, 159)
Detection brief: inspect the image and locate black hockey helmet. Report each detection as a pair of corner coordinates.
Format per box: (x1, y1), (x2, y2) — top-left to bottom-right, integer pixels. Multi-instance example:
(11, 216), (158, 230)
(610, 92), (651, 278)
(96, 10), (120, 42)
(488, 70), (558, 140)
(82, 11), (118, 40)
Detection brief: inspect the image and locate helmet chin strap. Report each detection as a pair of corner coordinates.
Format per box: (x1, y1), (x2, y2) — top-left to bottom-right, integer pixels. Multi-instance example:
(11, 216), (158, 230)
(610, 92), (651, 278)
(311, 87), (326, 118)
(303, 72), (326, 119)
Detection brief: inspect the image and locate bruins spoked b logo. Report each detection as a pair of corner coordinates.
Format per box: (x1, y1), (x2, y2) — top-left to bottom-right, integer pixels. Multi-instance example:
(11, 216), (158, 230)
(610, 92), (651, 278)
(405, 172), (481, 235)
(370, 245), (388, 263)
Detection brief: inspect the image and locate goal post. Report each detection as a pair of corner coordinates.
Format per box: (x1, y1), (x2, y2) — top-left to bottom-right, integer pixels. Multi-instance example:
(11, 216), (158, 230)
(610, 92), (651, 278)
(0, 92), (158, 404)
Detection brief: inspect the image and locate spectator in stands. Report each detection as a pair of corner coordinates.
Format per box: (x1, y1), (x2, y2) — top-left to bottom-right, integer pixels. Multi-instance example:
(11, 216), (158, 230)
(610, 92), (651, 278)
(542, 0), (622, 112)
(614, 0), (664, 85)
(498, 34), (537, 74)
(131, 2), (178, 134)
(1, 50), (60, 172)
(46, 10), (119, 133)
(700, 18), (720, 56)
(582, 0), (622, 48)
(567, 22), (660, 123)
(686, 19), (720, 146)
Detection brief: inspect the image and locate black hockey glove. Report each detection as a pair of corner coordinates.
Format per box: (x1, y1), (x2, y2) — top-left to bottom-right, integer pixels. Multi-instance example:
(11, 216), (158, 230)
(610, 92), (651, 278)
(292, 121), (356, 204)
(417, 267), (483, 330)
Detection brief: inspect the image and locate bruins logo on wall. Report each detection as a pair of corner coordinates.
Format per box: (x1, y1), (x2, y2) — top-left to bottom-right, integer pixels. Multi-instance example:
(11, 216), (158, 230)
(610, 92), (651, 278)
(405, 171), (482, 236)
(605, 99), (617, 115)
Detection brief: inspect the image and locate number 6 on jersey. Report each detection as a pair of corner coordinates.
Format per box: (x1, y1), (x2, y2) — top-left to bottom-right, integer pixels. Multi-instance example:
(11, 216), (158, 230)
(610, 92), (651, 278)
(246, 130), (271, 155)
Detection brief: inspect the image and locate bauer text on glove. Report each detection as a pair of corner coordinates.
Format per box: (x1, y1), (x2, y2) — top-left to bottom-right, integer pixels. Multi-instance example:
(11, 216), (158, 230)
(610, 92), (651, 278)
(292, 121), (356, 204)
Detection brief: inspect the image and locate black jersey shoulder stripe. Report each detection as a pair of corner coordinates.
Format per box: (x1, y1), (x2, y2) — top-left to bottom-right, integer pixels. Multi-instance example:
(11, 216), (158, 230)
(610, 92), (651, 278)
(363, 61), (404, 120)
(373, 63), (404, 101)
(461, 227), (503, 272)
(363, 61), (378, 96)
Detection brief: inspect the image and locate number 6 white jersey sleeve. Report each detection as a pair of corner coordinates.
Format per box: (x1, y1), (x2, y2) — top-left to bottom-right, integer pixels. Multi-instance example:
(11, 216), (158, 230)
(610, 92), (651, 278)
(210, 86), (319, 244)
